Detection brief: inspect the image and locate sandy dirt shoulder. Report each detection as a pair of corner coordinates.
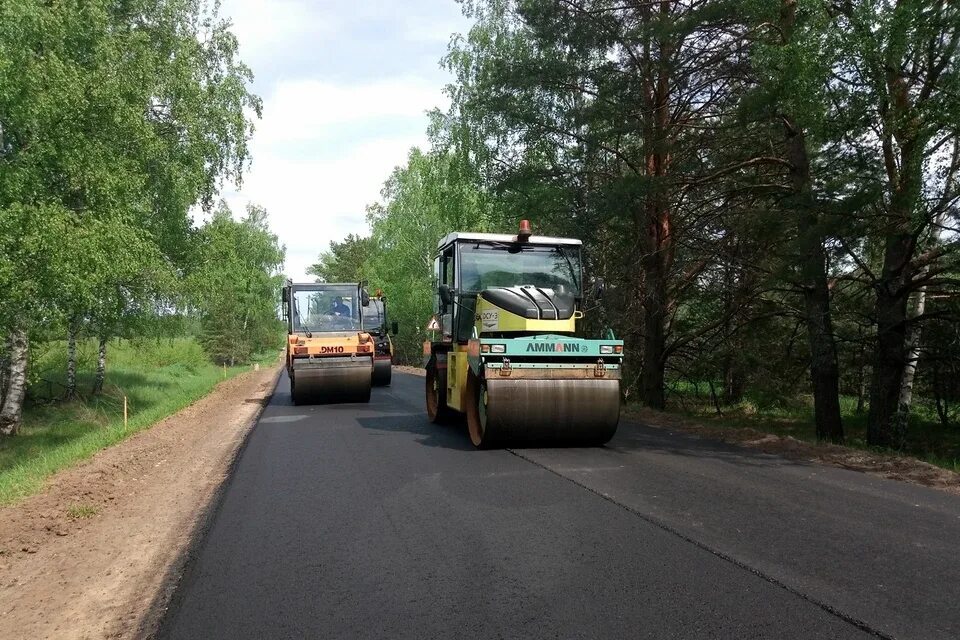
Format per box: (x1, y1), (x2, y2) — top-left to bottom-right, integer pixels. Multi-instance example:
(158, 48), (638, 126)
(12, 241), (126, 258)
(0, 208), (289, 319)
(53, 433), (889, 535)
(0, 363), (281, 640)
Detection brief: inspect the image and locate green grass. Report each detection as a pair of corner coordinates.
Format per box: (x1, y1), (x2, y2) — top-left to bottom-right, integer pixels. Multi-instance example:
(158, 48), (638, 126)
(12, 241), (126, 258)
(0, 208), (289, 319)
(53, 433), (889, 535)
(658, 382), (960, 472)
(66, 503), (99, 519)
(0, 337), (279, 505)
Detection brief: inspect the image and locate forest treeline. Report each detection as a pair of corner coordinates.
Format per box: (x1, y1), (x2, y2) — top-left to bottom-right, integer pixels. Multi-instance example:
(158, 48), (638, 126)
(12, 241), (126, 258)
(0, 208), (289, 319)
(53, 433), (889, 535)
(314, 0), (959, 451)
(0, 1), (284, 436)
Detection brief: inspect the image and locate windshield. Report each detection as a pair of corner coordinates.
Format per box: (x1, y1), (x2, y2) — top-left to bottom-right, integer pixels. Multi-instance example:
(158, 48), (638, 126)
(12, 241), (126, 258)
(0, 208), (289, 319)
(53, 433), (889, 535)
(363, 299), (385, 334)
(291, 285), (361, 333)
(458, 242), (582, 295)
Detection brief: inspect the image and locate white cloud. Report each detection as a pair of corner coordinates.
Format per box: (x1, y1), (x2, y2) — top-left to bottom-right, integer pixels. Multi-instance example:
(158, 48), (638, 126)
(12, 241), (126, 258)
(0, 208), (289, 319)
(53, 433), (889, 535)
(210, 0), (469, 282)
(228, 135), (427, 281)
(256, 78), (446, 145)
(219, 0), (336, 64)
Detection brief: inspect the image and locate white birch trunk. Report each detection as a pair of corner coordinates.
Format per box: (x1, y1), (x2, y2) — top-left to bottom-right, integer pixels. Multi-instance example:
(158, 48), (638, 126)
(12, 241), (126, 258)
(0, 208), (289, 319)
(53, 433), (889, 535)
(0, 326), (29, 436)
(93, 336), (107, 395)
(66, 317), (79, 400)
(899, 287), (927, 410)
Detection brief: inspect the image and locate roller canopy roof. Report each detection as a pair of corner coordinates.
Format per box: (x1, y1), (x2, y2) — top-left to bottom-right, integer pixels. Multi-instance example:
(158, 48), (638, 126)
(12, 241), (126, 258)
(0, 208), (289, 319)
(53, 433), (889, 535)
(436, 232), (582, 250)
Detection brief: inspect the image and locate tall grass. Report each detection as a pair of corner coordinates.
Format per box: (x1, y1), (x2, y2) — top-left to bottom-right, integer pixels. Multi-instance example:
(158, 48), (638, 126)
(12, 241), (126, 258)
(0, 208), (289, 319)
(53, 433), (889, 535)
(0, 337), (278, 505)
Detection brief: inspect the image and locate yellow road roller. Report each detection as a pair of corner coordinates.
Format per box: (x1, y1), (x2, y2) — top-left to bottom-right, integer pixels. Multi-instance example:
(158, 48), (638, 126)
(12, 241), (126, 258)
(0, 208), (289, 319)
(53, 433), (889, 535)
(282, 281), (374, 404)
(424, 221), (624, 448)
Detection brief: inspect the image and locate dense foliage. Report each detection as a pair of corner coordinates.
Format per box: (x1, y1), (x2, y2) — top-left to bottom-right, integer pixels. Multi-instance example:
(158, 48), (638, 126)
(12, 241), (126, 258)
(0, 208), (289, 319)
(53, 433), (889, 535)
(0, 0), (279, 435)
(316, 0), (959, 453)
(190, 203), (286, 366)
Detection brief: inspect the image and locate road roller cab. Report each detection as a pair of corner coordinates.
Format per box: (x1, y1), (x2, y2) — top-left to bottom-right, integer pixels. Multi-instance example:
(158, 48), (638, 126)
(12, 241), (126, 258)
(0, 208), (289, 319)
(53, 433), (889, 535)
(363, 291), (398, 386)
(282, 282), (375, 404)
(424, 221), (624, 448)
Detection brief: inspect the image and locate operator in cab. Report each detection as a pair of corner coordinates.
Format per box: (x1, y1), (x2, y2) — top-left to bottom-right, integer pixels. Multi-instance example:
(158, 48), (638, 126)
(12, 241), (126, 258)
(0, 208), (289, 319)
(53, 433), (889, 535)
(330, 296), (350, 316)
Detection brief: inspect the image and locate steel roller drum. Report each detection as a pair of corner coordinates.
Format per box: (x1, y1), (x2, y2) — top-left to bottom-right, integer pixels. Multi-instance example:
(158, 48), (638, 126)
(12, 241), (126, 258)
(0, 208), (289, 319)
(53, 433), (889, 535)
(372, 358), (392, 386)
(473, 377), (620, 447)
(291, 360), (372, 404)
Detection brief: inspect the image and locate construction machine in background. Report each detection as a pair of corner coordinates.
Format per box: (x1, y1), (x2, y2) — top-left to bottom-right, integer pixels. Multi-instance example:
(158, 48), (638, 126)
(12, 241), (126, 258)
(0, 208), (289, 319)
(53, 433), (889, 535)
(363, 290), (398, 386)
(282, 282), (374, 404)
(423, 220), (624, 448)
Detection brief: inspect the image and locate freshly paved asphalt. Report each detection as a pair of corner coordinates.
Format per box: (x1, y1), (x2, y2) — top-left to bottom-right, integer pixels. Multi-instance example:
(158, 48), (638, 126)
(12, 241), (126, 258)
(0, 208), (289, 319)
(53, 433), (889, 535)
(160, 372), (960, 639)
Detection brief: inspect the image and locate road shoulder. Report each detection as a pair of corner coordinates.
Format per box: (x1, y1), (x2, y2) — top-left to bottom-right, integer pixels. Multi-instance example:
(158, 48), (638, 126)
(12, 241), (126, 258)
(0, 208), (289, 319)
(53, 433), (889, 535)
(626, 406), (960, 495)
(0, 364), (280, 640)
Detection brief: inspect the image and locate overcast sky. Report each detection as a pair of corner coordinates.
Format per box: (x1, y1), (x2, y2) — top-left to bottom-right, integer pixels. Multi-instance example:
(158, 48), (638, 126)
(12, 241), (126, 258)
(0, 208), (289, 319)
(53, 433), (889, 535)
(215, 0), (471, 280)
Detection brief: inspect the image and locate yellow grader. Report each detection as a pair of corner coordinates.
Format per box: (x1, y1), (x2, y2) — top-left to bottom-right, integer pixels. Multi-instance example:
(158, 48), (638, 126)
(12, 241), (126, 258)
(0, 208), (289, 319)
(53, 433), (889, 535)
(424, 221), (624, 448)
(282, 282), (374, 404)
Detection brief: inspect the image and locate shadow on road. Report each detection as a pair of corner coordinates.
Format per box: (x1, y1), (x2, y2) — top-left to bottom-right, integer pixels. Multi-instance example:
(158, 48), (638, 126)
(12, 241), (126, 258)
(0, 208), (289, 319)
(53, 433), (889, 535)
(356, 414), (476, 451)
(608, 420), (811, 470)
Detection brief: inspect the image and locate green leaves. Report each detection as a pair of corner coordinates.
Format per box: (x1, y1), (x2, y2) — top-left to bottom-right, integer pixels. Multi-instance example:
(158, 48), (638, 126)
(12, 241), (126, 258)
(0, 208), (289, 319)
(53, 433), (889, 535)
(188, 201), (285, 366)
(0, 1), (262, 433)
(0, 0), (260, 333)
(308, 235), (374, 284)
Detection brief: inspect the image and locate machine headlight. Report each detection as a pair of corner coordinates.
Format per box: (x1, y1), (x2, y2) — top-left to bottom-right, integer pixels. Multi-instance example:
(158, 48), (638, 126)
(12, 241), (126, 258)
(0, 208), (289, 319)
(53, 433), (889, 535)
(600, 345), (614, 354)
(490, 344), (506, 354)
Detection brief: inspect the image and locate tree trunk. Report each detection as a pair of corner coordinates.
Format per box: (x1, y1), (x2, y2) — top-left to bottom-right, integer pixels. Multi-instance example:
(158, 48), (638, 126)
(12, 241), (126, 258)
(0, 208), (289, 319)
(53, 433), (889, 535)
(637, 17), (674, 411)
(895, 206), (944, 430)
(0, 338), (9, 407)
(66, 316), (79, 400)
(783, 120), (844, 442)
(898, 288), (926, 408)
(777, 0), (843, 442)
(856, 355), (867, 414)
(0, 326), (29, 436)
(92, 336), (107, 396)
(867, 230), (913, 448)
(640, 258), (668, 409)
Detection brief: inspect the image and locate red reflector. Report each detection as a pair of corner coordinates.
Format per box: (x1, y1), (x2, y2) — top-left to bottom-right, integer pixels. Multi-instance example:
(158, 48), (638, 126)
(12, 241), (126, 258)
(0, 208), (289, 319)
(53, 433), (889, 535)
(615, 346), (623, 354)
(357, 345), (371, 353)
(481, 344), (490, 353)
(468, 339), (480, 357)
(294, 346), (307, 355)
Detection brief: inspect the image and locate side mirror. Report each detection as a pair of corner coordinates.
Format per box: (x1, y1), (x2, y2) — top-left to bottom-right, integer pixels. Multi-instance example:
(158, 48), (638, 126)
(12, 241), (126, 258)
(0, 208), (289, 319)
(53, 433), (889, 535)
(439, 284), (453, 306)
(391, 321), (399, 336)
(360, 289), (370, 307)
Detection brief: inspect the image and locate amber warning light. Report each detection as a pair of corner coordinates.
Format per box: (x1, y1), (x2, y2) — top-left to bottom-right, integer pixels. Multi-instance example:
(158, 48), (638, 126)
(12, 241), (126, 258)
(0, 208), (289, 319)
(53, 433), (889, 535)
(518, 219), (532, 241)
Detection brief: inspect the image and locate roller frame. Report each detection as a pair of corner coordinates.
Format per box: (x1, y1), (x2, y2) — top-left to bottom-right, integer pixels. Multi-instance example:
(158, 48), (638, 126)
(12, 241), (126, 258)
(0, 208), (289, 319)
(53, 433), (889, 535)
(467, 366), (621, 448)
(290, 356), (372, 404)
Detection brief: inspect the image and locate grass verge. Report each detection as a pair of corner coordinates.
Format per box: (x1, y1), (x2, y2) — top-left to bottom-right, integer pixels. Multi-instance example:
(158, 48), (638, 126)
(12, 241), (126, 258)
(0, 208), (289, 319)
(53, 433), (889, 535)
(647, 384), (960, 473)
(0, 337), (279, 505)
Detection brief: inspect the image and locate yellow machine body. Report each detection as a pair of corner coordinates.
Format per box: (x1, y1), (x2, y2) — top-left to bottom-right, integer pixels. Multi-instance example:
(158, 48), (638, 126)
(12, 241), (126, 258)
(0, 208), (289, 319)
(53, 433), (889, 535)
(283, 282), (375, 404)
(424, 226), (625, 448)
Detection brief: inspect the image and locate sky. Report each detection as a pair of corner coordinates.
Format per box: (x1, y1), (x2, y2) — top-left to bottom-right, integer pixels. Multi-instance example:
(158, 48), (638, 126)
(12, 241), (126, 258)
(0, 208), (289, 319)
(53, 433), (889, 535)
(215, 0), (472, 281)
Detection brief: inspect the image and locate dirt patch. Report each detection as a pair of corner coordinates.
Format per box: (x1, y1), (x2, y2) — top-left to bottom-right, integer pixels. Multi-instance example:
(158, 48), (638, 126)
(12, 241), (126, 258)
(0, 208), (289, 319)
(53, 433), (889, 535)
(0, 364), (281, 639)
(394, 364), (425, 377)
(626, 406), (960, 495)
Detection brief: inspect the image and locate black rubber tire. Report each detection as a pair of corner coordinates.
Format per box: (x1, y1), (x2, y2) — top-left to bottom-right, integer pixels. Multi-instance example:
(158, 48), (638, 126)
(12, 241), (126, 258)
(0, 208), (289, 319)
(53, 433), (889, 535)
(290, 374), (302, 406)
(466, 369), (499, 449)
(372, 360), (392, 386)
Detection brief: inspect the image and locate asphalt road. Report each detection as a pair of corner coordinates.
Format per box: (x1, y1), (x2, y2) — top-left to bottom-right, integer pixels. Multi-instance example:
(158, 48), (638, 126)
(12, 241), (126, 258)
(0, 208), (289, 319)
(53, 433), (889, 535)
(160, 371), (960, 640)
